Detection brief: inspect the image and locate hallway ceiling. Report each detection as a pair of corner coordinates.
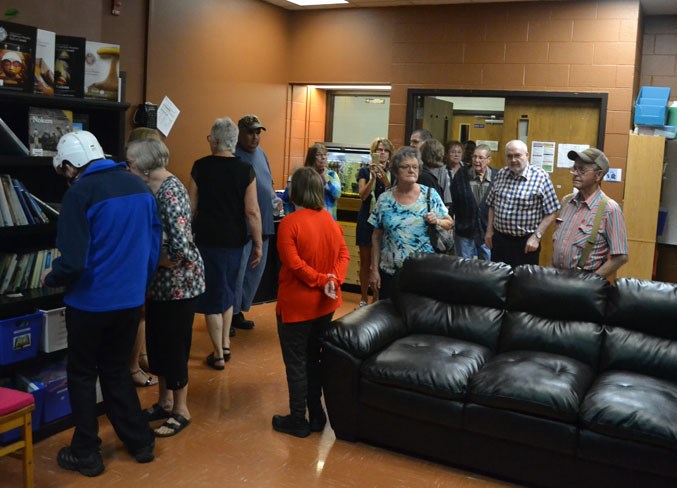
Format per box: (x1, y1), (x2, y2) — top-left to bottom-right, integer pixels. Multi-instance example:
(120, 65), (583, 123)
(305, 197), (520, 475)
(262, 0), (677, 15)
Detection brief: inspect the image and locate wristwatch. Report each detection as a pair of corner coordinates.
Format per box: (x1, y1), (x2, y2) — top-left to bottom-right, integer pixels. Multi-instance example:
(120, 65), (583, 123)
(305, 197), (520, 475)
(534, 230), (543, 239)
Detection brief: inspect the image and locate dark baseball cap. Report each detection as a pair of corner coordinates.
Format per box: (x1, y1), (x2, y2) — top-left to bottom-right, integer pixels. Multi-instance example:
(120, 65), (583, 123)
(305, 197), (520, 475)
(238, 114), (266, 131)
(567, 147), (609, 172)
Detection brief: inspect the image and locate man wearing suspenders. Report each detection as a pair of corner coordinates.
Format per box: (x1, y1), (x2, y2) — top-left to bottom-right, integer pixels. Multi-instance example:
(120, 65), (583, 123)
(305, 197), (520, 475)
(552, 148), (628, 278)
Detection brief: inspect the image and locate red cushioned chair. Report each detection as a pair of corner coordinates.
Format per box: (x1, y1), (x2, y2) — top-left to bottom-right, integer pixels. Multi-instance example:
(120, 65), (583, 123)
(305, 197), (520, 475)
(0, 387), (35, 488)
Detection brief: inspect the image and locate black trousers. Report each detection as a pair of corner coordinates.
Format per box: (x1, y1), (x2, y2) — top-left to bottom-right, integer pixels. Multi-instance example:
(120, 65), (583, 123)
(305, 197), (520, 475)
(66, 306), (154, 456)
(146, 297), (198, 390)
(491, 231), (540, 268)
(276, 312), (334, 420)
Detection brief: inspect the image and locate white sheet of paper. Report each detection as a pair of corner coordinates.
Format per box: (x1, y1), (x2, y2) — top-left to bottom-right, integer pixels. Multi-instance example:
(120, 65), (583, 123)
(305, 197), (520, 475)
(604, 168), (622, 182)
(530, 141), (556, 172)
(557, 143), (589, 169)
(157, 96), (180, 136)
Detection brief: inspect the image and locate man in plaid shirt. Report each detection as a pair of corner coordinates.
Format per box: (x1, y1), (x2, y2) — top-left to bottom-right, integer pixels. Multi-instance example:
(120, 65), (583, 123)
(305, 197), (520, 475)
(485, 139), (560, 267)
(552, 147), (628, 277)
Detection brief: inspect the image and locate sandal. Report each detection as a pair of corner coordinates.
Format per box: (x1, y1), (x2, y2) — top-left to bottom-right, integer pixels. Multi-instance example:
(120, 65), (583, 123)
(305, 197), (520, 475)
(222, 347), (231, 362)
(131, 369), (158, 387)
(154, 413), (191, 437)
(144, 403), (171, 422)
(206, 353), (225, 370)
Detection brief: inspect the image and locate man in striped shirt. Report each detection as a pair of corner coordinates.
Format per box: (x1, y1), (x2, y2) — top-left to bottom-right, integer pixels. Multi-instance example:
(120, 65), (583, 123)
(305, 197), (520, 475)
(485, 140), (560, 267)
(552, 147), (628, 278)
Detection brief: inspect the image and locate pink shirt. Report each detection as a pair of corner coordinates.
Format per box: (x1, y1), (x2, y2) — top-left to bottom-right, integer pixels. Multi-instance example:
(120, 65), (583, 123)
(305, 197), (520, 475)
(552, 189), (628, 272)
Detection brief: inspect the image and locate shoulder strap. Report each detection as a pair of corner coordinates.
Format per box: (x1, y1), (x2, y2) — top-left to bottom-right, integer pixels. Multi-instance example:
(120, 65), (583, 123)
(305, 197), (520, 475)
(577, 195), (610, 269)
(426, 185), (431, 212)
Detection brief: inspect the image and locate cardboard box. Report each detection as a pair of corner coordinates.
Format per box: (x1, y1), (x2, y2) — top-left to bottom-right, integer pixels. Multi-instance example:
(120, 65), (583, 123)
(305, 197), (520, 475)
(634, 86), (671, 126)
(40, 307), (67, 353)
(0, 311), (43, 365)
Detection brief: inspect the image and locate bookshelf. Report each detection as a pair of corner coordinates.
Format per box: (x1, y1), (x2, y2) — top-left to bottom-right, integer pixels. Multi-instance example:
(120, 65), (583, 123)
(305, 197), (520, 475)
(0, 90), (130, 440)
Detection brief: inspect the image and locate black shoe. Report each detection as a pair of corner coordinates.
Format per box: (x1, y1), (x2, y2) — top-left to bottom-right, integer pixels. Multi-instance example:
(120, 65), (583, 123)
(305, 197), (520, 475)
(232, 312), (255, 330)
(272, 414), (310, 438)
(130, 443), (155, 463)
(57, 447), (104, 477)
(230, 326), (236, 337)
(309, 410), (327, 432)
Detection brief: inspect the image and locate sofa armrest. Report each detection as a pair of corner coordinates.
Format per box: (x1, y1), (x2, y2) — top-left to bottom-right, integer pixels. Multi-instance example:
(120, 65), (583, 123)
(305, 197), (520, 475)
(324, 300), (407, 359)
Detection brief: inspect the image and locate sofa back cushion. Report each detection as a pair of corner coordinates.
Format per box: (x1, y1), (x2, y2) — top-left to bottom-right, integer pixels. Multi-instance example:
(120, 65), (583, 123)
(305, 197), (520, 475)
(602, 278), (677, 381)
(501, 266), (609, 368)
(396, 255), (512, 350)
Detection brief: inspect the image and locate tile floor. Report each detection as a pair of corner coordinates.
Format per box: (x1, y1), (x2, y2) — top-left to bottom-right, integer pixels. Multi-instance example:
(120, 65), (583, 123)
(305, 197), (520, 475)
(0, 293), (514, 487)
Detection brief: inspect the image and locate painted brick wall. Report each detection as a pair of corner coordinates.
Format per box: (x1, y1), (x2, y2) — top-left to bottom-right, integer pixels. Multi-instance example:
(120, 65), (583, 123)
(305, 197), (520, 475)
(640, 16), (677, 101)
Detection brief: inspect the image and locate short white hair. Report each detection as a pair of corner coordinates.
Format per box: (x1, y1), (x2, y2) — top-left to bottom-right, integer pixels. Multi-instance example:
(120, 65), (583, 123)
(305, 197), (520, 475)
(505, 139), (528, 153)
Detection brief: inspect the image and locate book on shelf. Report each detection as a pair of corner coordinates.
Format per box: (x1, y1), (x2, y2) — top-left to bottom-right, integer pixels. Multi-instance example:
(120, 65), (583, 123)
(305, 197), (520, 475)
(54, 35), (85, 98)
(0, 174), (28, 225)
(34, 28), (55, 95)
(0, 117), (29, 156)
(0, 248), (60, 295)
(0, 173), (13, 226)
(29, 193), (60, 219)
(84, 41), (120, 101)
(0, 253), (18, 293)
(11, 178), (35, 225)
(28, 106), (73, 157)
(0, 20), (36, 94)
(0, 175), (52, 226)
(17, 181), (49, 224)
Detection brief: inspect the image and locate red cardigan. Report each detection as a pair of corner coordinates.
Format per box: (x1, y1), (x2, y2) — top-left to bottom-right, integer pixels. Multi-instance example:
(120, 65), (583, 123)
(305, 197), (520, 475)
(276, 208), (350, 323)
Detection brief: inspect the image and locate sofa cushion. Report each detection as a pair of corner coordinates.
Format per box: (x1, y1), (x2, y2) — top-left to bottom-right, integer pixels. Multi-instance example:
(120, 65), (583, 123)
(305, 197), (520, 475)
(499, 311), (603, 369)
(606, 278), (677, 341)
(580, 371), (677, 452)
(361, 334), (492, 400)
(600, 326), (677, 383)
(467, 351), (594, 423)
(397, 292), (505, 350)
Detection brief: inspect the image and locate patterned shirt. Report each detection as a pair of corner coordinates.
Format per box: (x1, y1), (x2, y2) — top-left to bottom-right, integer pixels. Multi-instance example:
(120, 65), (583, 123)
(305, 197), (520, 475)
(148, 175), (206, 301)
(552, 189), (628, 272)
(368, 185), (448, 275)
(486, 164), (560, 236)
(324, 170), (342, 220)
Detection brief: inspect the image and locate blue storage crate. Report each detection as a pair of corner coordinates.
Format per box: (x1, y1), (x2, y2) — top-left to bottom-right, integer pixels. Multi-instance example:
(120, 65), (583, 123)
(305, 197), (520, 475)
(35, 362), (71, 424)
(0, 380), (45, 445)
(635, 86), (671, 126)
(0, 311), (43, 366)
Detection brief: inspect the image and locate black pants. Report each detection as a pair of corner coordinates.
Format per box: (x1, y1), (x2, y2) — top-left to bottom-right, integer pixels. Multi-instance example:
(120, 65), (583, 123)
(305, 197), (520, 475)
(491, 231), (540, 268)
(146, 297), (198, 390)
(66, 306), (154, 456)
(276, 312), (334, 420)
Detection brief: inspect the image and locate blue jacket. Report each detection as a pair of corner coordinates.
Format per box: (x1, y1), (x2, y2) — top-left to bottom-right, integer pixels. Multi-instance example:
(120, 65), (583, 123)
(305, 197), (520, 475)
(45, 159), (162, 312)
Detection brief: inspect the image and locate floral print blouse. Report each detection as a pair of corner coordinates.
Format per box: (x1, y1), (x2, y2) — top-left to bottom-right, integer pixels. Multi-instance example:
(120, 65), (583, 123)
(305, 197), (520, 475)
(368, 185), (448, 276)
(148, 175), (205, 301)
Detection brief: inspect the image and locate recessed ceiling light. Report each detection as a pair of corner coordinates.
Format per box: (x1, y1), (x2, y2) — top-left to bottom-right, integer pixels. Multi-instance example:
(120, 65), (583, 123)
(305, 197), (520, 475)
(286, 0), (348, 6)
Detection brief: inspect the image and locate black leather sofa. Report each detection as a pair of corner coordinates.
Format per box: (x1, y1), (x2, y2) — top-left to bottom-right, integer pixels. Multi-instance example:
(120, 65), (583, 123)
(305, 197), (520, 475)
(321, 254), (677, 487)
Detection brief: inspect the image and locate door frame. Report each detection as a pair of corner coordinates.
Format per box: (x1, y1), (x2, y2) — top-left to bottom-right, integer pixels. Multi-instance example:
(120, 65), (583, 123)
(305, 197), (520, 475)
(405, 89), (608, 147)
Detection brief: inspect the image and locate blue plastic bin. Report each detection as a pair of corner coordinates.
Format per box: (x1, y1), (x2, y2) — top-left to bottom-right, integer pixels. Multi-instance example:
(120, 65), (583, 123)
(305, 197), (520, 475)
(0, 311), (43, 366)
(0, 380), (45, 445)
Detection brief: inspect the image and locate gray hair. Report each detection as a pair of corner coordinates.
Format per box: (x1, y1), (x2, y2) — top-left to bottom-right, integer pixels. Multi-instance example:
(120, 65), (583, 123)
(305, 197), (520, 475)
(475, 144), (493, 157)
(420, 138), (445, 168)
(210, 117), (239, 153)
(412, 129), (433, 142)
(126, 138), (170, 173)
(391, 146), (422, 172)
(505, 139), (528, 153)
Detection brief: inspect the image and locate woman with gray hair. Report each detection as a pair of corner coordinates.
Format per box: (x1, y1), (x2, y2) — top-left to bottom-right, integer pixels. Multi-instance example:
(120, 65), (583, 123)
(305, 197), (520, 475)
(188, 117), (263, 371)
(368, 146), (453, 299)
(418, 138), (452, 210)
(126, 138), (205, 437)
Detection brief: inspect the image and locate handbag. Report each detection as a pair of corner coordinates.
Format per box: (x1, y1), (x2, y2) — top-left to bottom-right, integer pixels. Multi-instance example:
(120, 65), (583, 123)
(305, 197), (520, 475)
(426, 187), (454, 253)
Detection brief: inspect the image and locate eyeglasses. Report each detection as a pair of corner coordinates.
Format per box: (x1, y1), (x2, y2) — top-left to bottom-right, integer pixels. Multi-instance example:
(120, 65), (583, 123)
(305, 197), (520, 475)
(569, 166), (598, 175)
(399, 164), (419, 172)
(2, 60), (23, 68)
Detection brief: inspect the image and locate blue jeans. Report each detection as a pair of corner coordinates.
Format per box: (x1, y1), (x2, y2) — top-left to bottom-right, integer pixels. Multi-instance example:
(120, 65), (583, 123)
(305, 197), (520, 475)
(233, 239), (269, 314)
(456, 236), (491, 261)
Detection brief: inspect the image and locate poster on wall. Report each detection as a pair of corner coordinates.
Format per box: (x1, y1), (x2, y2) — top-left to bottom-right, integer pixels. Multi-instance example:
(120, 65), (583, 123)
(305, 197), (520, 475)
(34, 28), (55, 95)
(530, 141), (556, 173)
(84, 41), (120, 101)
(0, 21), (36, 93)
(54, 35), (85, 98)
(557, 143), (589, 169)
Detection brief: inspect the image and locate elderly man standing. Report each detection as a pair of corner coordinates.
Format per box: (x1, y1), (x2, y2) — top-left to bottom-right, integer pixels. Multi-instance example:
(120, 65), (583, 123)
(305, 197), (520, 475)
(233, 114), (276, 331)
(451, 143), (496, 260)
(552, 148), (628, 277)
(485, 139), (560, 267)
(409, 129), (432, 150)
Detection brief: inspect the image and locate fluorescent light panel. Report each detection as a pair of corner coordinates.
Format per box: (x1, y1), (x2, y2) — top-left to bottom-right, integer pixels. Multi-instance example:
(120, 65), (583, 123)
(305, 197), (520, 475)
(308, 84), (391, 90)
(286, 0), (348, 6)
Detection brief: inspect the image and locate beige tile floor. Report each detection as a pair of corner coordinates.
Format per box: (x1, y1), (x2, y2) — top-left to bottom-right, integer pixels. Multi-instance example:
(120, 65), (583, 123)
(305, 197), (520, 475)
(0, 293), (515, 487)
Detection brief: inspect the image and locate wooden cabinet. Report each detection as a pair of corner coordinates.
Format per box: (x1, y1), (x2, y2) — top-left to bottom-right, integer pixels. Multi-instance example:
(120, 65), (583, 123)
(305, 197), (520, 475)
(339, 221), (361, 286)
(617, 133), (665, 280)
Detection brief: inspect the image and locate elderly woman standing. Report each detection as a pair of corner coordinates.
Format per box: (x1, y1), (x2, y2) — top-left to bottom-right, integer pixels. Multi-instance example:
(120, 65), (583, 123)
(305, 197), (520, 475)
(189, 117), (263, 370)
(304, 143), (341, 220)
(126, 138), (205, 437)
(418, 138), (452, 210)
(368, 146), (453, 300)
(356, 137), (393, 307)
(273, 167), (350, 438)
